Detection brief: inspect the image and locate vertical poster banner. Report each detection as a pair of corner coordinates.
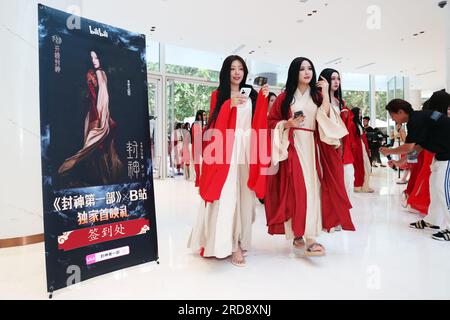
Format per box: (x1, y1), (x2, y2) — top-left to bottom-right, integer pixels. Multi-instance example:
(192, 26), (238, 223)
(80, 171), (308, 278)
(38, 4), (158, 294)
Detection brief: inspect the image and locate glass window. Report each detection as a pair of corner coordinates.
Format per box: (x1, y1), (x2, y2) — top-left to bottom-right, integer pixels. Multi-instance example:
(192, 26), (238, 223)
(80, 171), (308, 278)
(147, 40), (160, 72)
(165, 44), (224, 81)
(341, 73), (370, 117)
(375, 75), (388, 126)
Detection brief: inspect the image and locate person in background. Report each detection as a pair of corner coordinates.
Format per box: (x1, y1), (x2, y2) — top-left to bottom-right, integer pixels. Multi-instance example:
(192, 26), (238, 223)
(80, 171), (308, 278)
(350, 107), (374, 193)
(268, 92), (277, 114)
(381, 98), (450, 242)
(363, 116), (385, 168)
(191, 110), (207, 187)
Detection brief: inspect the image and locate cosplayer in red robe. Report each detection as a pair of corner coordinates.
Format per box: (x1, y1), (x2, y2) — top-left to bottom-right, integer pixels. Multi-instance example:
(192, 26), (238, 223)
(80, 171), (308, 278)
(264, 57), (355, 257)
(319, 68), (355, 197)
(191, 110), (207, 187)
(350, 107), (374, 193)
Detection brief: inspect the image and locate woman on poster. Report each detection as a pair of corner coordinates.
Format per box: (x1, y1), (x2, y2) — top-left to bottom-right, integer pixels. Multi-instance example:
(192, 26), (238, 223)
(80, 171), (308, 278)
(58, 50), (122, 185)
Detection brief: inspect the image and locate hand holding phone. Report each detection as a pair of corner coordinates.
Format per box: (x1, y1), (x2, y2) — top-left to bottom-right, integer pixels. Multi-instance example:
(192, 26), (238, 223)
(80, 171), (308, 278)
(254, 76), (268, 87)
(294, 110), (304, 119)
(240, 87), (252, 98)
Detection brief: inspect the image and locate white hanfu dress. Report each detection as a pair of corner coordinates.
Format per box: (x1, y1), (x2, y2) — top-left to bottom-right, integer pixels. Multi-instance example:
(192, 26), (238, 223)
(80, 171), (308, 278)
(188, 98), (257, 258)
(271, 88), (347, 239)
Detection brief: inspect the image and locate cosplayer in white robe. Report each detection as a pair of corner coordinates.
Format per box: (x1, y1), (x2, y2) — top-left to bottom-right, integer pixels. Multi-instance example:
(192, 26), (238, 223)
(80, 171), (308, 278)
(188, 98), (256, 258)
(271, 88), (348, 239)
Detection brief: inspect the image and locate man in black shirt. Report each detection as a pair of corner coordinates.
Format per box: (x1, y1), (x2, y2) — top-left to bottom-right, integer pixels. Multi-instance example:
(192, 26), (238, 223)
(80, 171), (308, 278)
(380, 98), (450, 242)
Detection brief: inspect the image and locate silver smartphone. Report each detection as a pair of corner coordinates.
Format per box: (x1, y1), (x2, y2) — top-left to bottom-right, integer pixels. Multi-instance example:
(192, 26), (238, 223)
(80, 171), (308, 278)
(240, 87), (251, 98)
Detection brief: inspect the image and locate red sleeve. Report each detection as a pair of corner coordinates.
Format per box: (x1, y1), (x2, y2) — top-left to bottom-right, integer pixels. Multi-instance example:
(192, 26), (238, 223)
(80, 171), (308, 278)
(248, 90), (270, 199)
(362, 132), (370, 155)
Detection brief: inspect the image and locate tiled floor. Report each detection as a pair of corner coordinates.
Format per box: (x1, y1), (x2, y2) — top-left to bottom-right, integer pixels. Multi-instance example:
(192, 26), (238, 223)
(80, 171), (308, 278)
(1, 167), (449, 300)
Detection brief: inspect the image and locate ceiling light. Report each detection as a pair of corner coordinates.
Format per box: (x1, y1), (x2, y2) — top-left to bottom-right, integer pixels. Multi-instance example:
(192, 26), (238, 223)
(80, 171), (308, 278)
(232, 44), (246, 54)
(356, 62), (376, 69)
(325, 57), (343, 64)
(416, 70), (437, 76)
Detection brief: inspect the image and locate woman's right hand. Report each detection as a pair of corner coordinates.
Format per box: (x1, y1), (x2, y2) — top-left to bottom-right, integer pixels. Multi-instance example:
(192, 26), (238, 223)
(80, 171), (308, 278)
(284, 115), (305, 129)
(231, 94), (247, 108)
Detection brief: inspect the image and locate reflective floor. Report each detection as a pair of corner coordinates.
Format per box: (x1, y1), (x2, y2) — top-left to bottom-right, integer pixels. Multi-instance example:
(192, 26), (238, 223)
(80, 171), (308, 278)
(1, 167), (449, 300)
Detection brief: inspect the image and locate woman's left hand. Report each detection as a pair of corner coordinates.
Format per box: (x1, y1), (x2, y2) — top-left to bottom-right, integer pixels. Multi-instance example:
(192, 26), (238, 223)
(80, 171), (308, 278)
(316, 76), (329, 94)
(261, 84), (270, 98)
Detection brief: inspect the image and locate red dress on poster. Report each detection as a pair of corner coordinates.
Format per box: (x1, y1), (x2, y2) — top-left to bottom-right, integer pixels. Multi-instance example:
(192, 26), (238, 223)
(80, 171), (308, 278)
(198, 90), (270, 202)
(407, 150), (434, 214)
(264, 92), (354, 237)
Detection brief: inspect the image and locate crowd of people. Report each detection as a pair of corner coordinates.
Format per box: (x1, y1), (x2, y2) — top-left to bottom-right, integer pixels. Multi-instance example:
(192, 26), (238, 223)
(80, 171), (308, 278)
(168, 55), (450, 266)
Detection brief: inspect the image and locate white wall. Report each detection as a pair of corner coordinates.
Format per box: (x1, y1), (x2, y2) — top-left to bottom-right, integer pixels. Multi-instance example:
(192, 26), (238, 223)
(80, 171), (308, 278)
(0, 0), (82, 239)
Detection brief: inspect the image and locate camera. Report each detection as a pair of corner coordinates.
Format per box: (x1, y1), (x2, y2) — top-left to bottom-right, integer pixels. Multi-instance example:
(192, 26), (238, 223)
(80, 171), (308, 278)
(438, 1), (447, 8)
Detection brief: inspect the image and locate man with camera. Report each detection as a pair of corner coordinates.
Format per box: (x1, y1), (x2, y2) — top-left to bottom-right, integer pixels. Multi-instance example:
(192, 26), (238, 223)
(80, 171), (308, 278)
(380, 98), (450, 242)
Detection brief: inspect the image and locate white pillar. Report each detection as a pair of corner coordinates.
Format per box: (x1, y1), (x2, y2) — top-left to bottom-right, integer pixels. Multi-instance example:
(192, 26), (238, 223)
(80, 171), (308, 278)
(403, 76), (410, 102)
(369, 75), (377, 127)
(0, 0), (82, 240)
(409, 90), (423, 110)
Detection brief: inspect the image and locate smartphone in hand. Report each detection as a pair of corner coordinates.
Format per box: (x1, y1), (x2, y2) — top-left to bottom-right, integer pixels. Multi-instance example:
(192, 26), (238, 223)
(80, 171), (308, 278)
(293, 110), (304, 118)
(240, 87), (252, 98)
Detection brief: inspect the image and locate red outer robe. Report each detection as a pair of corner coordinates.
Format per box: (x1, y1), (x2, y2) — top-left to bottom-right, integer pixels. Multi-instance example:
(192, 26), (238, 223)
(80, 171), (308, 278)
(350, 122), (370, 187)
(407, 150), (433, 214)
(264, 93), (355, 237)
(191, 122), (203, 187)
(405, 150), (424, 197)
(340, 105), (355, 165)
(199, 90), (270, 202)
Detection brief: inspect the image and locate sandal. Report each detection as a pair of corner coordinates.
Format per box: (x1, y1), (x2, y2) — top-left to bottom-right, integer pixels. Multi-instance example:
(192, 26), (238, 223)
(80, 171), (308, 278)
(231, 253), (246, 267)
(432, 229), (450, 241)
(305, 242), (326, 257)
(409, 219), (440, 230)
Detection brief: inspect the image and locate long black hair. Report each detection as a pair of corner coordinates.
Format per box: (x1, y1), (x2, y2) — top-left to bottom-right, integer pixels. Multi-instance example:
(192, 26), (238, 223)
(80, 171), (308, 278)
(206, 55), (257, 129)
(195, 109), (206, 123)
(351, 107), (363, 136)
(190, 109), (206, 137)
(281, 57), (322, 120)
(319, 68), (343, 110)
(268, 92), (277, 101)
(88, 49), (107, 71)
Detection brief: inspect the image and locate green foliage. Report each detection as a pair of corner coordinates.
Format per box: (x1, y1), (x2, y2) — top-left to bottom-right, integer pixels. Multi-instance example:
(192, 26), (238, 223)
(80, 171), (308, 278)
(343, 90), (370, 116)
(173, 82), (215, 123)
(342, 90), (388, 124)
(166, 64), (219, 82)
(375, 91), (388, 122)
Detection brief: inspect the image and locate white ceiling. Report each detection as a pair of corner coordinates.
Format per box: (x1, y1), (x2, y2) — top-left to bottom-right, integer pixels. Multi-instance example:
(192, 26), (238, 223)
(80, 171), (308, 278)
(77, 0), (449, 92)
